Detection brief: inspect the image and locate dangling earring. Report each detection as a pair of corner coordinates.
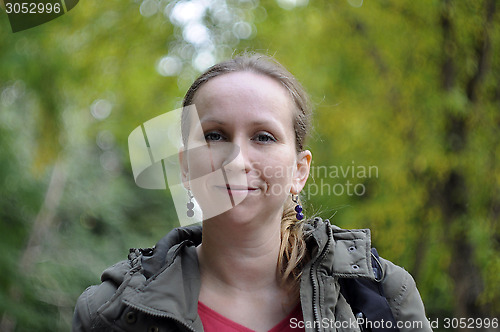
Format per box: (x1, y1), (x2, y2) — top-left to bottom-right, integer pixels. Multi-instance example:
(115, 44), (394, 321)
(186, 190), (194, 217)
(292, 194), (304, 220)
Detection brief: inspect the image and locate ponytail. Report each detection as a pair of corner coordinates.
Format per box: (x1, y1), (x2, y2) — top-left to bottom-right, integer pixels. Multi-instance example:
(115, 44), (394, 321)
(278, 195), (309, 300)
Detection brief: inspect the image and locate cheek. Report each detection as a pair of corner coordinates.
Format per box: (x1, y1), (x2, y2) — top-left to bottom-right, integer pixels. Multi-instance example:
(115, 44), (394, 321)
(187, 143), (241, 178)
(186, 148), (236, 218)
(187, 151), (213, 178)
(259, 154), (296, 191)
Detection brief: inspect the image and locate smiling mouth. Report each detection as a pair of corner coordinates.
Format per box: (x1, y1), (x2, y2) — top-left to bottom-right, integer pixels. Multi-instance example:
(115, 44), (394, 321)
(215, 185), (259, 192)
(212, 184), (260, 207)
(214, 185), (260, 198)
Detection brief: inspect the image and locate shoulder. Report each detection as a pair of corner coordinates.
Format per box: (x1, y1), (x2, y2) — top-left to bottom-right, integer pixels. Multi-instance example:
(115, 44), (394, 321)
(377, 256), (432, 331)
(72, 260), (131, 331)
(305, 218), (432, 330)
(377, 257), (414, 309)
(72, 225), (203, 331)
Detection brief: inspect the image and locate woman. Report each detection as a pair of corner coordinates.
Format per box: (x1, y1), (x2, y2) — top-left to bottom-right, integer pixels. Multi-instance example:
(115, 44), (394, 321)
(73, 54), (432, 332)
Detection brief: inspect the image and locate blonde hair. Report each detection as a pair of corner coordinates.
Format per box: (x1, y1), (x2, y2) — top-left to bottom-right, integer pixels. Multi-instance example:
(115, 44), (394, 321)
(182, 53), (312, 297)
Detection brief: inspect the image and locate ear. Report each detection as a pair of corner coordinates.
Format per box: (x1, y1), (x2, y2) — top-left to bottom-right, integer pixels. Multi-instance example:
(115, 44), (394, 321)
(178, 147), (190, 189)
(291, 150), (312, 194)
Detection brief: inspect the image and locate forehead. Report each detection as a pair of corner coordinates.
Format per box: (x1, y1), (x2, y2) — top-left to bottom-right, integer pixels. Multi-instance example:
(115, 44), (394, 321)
(192, 71), (295, 120)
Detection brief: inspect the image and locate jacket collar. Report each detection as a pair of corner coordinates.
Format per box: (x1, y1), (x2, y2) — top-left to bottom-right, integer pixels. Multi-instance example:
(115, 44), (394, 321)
(104, 227), (204, 331)
(141, 225), (203, 279)
(304, 218), (375, 279)
(138, 218), (374, 281)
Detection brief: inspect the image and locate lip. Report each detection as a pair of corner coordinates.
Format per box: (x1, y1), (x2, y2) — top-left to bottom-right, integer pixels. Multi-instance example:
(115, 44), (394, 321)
(215, 185), (259, 191)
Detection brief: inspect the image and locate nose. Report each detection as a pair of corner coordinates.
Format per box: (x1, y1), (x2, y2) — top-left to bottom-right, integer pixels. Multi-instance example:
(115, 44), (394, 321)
(222, 141), (250, 174)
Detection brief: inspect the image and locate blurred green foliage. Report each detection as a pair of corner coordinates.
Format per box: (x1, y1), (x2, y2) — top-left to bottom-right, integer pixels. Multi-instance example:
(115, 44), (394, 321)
(0, 0), (499, 331)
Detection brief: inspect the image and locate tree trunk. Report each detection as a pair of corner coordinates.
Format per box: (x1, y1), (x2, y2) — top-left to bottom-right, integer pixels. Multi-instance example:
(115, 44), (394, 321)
(438, 0), (496, 328)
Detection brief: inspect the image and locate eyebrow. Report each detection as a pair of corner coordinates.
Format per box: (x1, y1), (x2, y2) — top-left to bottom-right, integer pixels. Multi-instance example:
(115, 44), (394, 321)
(200, 117), (225, 125)
(200, 117), (281, 128)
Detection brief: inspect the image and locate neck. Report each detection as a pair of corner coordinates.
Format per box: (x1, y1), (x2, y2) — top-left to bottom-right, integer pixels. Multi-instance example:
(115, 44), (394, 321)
(197, 212), (283, 294)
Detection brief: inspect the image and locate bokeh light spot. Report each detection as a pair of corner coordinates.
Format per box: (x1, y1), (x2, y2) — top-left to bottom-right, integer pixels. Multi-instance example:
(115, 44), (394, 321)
(193, 51), (216, 72)
(233, 21), (252, 39)
(157, 56), (183, 76)
(140, 0), (159, 17)
(90, 99), (112, 120)
(277, 0), (309, 10)
(347, 0), (363, 8)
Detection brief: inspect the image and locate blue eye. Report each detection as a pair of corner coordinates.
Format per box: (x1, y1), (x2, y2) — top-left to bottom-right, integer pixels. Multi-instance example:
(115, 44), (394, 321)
(254, 132), (276, 143)
(205, 132), (224, 142)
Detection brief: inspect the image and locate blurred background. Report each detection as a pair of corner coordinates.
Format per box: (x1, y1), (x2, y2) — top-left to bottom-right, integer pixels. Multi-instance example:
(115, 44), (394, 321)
(0, 0), (499, 331)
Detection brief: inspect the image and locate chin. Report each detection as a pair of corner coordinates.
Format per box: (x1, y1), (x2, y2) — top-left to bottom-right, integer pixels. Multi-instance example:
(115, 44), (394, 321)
(203, 206), (253, 225)
(203, 203), (282, 229)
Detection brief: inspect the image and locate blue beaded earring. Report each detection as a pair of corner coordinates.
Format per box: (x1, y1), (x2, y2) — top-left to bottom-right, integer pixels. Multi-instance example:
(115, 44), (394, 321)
(186, 190), (194, 217)
(292, 194), (304, 220)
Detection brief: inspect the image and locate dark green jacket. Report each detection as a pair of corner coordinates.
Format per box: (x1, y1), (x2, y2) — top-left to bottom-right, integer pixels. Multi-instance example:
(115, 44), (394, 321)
(73, 218), (432, 331)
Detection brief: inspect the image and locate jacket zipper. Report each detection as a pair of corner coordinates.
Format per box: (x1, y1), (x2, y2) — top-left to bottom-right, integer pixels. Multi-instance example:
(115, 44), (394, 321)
(124, 300), (198, 332)
(309, 224), (332, 332)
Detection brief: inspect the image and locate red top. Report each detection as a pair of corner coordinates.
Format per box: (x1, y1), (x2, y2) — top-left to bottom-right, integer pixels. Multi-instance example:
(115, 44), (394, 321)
(198, 301), (304, 332)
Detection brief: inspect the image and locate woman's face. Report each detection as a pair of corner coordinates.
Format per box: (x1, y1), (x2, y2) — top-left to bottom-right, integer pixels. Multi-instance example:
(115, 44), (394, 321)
(181, 71), (311, 223)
